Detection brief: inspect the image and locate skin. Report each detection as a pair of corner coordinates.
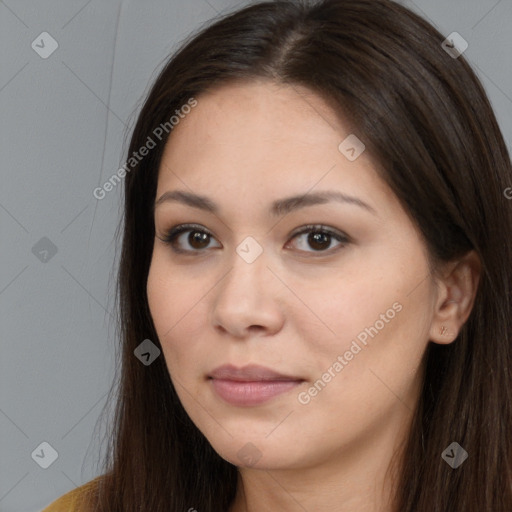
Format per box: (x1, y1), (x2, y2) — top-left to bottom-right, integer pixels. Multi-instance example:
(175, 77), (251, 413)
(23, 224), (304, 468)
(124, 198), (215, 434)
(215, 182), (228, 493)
(147, 80), (481, 512)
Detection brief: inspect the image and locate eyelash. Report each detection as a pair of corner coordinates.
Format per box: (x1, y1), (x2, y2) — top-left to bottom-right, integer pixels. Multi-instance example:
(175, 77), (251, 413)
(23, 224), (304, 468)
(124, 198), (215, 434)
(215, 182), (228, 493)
(158, 223), (350, 256)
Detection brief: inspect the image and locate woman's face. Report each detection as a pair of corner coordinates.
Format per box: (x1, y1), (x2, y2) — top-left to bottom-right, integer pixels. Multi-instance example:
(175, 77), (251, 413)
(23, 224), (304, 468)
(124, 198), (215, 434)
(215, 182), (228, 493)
(147, 80), (440, 470)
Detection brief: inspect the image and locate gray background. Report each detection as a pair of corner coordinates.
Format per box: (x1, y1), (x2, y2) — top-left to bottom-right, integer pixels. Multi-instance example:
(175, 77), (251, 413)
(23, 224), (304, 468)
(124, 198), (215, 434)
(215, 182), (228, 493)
(1, 0), (510, 510)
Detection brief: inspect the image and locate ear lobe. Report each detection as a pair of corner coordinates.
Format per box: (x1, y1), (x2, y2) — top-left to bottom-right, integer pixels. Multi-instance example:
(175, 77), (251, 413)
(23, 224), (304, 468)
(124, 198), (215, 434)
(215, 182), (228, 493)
(429, 250), (481, 345)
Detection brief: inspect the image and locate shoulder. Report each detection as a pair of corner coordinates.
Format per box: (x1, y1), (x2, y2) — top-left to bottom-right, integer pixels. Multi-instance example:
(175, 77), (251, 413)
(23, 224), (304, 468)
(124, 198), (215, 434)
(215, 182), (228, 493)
(41, 476), (103, 512)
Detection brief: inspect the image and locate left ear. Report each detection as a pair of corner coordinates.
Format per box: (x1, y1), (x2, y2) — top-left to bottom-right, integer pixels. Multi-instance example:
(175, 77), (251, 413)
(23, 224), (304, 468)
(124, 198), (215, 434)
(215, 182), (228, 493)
(429, 249), (481, 344)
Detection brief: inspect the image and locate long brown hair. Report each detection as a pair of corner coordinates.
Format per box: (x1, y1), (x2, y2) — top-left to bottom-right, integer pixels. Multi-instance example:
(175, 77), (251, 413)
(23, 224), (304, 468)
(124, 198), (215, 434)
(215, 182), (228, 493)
(86, 0), (512, 510)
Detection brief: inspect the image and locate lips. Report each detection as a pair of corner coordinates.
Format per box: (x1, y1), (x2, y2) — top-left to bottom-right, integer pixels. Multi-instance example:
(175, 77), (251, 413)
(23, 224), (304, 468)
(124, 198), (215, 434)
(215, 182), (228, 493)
(208, 364), (303, 382)
(208, 364), (305, 406)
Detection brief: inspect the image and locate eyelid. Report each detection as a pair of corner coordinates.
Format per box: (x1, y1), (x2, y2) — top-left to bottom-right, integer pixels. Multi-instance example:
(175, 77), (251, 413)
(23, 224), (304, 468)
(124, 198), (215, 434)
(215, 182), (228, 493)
(286, 224), (350, 255)
(159, 222), (350, 255)
(289, 224), (349, 241)
(158, 223), (220, 253)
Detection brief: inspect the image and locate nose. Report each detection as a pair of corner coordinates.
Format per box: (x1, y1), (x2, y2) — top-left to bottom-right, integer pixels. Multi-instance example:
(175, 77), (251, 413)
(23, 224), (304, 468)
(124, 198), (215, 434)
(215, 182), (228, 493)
(210, 246), (285, 339)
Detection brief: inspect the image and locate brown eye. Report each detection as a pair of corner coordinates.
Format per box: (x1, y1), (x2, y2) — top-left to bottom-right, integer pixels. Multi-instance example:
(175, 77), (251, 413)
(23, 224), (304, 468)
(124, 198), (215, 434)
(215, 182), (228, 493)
(160, 223), (349, 256)
(286, 225), (349, 255)
(161, 224), (221, 254)
(187, 230), (211, 250)
(307, 231), (331, 251)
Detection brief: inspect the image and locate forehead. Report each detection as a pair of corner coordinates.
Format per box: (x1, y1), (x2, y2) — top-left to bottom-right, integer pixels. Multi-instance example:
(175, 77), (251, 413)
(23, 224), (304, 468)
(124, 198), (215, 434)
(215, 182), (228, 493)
(155, 80), (397, 221)
(164, 80), (349, 157)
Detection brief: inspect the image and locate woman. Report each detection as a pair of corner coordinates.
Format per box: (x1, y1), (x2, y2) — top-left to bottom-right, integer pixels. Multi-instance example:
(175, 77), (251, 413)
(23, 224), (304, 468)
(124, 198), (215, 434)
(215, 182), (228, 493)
(43, 0), (512, 510)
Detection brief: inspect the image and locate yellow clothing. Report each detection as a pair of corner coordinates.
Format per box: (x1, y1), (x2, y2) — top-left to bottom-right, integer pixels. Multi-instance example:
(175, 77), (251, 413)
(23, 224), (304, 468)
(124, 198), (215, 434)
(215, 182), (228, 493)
(41, 477), (102, 512)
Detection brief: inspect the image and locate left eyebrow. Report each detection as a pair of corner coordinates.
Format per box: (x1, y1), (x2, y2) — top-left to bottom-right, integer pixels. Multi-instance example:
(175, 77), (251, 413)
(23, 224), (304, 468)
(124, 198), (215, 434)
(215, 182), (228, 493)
(153, 189), (378, 217)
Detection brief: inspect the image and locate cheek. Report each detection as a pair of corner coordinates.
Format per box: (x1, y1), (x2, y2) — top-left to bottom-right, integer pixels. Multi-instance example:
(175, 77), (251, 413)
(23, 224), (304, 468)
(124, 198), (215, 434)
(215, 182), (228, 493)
(292, 261), (404, 356)
(296, 252), (433, 392)
(146, 253), (211, 372)
(291, 289), (429, 450)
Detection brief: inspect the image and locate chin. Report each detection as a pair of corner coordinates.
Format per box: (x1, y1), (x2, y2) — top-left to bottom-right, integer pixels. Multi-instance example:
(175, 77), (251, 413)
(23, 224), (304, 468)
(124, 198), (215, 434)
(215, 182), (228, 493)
(206, 434), (310, 470)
